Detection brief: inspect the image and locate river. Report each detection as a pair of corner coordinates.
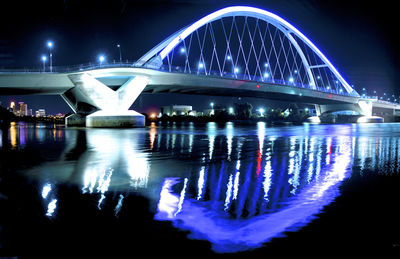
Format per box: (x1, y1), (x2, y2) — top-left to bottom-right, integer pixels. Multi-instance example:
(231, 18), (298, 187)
(0, 121), (399, 257)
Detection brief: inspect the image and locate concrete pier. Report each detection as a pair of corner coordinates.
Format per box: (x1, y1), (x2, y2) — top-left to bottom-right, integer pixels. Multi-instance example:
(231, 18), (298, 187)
(65, 110), (145, 128)
(85, 110), (145, 127)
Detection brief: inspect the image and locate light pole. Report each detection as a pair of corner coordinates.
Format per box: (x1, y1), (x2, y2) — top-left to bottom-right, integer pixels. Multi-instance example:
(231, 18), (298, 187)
(258, 108), (265, 117)
(117, 44), (122, 63)
(99, 55), (105, 67)
(47, 41), (53, 72)
(210, 102), (214, 116)
(41, 55), (47, 72)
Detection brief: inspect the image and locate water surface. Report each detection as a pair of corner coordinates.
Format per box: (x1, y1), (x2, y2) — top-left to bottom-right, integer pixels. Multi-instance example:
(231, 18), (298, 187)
(1, 121), (400, 257)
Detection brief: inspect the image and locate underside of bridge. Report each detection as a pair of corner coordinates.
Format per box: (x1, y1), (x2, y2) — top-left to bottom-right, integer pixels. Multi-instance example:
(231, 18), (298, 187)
(57, 68), (391, 127)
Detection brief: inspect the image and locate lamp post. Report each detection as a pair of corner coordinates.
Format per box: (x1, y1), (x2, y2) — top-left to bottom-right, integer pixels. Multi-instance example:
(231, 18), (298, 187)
(210, 102), (214, 116)
(41, 55), (47, 72)
(47, 41), (53, 72)
(99, 55), (105, 67)
(116, 44), (122, 63)
(258, 108), (265, 117)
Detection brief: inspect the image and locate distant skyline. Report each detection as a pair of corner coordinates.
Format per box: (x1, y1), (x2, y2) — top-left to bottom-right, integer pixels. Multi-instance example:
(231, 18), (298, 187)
(1, 0), (399, 114)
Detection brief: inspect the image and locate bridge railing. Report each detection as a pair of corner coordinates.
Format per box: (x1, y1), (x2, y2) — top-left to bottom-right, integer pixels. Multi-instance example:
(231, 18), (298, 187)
(0, 60), (137, 73)
(156, 64), (360, 98)
(0, 61), (359, 98)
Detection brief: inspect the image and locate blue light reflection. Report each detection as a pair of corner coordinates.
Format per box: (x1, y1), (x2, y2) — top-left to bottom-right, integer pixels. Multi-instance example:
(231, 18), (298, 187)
(155, 135), (353, 253)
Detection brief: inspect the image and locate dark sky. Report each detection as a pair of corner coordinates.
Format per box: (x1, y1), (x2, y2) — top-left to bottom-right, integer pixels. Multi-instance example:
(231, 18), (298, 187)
(0, 0), (399, 114)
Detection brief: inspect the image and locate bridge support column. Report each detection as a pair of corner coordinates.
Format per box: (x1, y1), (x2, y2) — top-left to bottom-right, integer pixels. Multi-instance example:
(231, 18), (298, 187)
(63, 72), (149, 127)
(305, 104), (321, 123)
(356, 100), (384, 123)
(309, 101), (384, 123)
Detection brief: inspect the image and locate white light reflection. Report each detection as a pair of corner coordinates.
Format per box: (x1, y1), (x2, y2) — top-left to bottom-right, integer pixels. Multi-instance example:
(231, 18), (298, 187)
(80, 130), (150, 210)
(307, 137), (316, 183)
(232, 162), (240, 200)
(224, 160), (241, 211)
(289, 137), (303, 195)
(224, 174), (233, 211)
(46, 199), (57, 217)
(197, 165), (206, 200)
(156, 178), (187, 219)
(262, 149), (272, 202)
(155, 136), (353, 253)
(97, 168), (113, 209)
(42, 183), (52, 199)
(257, 122), (265, 151)
(41, 182), (57, 217)
(115, 194), (124, 217)
(326, 137), (332, 165)
(188, 134), (194, 154)
(207, 123), (217, 155)
(175, 178), (188, 216)
(226, 122), (234, 160)
(149, 124), (157, 150)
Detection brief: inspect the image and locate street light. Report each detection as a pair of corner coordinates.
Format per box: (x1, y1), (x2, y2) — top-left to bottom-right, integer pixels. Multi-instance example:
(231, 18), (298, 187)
(41, 55), (47, 72)
(98, 55), (105, 66)
(258, 108), (265, 117)
(116, 44), (122, 63)
(210, 102), (214, 115)
(47, 41), (53, 72)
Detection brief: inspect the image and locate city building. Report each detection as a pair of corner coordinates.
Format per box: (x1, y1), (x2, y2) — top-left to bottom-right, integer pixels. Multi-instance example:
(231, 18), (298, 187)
(36, 109), (46, 117)
(18, 102), (26, 116)
(8, 101), (15, 114)
(161, 105), (193, 116)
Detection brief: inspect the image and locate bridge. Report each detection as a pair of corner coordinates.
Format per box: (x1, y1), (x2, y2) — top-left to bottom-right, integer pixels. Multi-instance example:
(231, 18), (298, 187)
(1, 6), (399, 127)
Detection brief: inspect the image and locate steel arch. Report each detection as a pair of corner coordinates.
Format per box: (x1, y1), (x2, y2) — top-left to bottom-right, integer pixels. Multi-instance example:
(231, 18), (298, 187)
(136, 6), (356, 95)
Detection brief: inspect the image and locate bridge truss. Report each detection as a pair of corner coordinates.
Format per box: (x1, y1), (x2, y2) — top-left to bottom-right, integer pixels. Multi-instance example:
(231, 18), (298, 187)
(137, 6), (358, 97)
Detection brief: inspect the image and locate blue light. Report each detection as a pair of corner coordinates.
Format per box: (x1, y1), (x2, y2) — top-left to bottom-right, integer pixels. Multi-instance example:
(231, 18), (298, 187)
(226, 55), (231, 60)
(154, 136), (353, 253)
(234, 67), (239, 73)
(198, 62), (204, 69)
(180, 47), (185, 53)
(264, 72), (270, 78)
(47, 41), (53, 48)
(154, 6), (354, 94)
(41, 55), (47, 62)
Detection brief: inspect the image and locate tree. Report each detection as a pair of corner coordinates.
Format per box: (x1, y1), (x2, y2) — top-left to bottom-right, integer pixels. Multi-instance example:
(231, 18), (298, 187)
(234, 102), (253, 119)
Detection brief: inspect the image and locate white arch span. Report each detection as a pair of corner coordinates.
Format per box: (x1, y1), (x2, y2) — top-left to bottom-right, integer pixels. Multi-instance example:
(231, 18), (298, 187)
(136, 6), (355, 95)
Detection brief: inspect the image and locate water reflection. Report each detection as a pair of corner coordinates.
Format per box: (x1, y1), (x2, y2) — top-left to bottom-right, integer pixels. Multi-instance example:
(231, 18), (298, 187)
(3, 122), (400, 253)
(155, 133), (353, 252)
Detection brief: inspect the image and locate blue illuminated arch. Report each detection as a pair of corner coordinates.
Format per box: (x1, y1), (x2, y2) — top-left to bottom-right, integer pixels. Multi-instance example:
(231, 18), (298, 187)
(136, 6), (355, 95)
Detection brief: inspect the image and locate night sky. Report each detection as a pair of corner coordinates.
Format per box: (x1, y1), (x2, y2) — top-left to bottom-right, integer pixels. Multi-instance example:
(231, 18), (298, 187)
(0, 0), (399, 115)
